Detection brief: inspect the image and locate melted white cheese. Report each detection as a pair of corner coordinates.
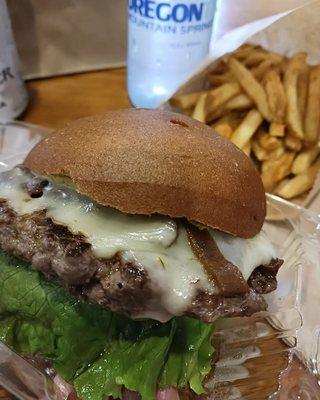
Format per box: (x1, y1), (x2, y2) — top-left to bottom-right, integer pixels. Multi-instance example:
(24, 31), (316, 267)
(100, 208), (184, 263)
(212, 230), (276, 281)
(0, 167), (276, 322)
(122, 228), (211, 321)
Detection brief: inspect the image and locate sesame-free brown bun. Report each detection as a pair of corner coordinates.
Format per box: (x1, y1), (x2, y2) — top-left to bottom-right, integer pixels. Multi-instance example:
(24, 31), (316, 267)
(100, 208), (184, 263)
(24, 109), (266, 238)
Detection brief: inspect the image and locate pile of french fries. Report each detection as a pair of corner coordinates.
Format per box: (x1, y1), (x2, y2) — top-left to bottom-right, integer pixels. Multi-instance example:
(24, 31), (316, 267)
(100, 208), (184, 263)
(170, 44), (320, 200)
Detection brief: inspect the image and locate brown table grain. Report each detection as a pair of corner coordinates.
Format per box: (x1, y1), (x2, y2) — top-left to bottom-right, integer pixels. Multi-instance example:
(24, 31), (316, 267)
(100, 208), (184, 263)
(1, 68), (318, 399)
(21, 68), (131, 128)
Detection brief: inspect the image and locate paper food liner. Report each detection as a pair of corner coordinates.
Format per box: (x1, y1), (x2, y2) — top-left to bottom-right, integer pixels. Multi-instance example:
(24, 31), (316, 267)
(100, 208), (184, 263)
(162, 0), (320, 214)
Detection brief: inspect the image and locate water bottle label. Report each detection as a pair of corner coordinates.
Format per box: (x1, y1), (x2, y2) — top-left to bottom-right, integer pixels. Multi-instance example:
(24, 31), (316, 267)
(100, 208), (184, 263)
(0, 0), (28, 122)
(128, 0), (215, 34)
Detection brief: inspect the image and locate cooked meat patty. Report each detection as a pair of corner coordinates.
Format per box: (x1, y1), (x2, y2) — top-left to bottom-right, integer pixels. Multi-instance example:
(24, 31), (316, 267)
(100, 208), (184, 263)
(0, 200), (282, 322)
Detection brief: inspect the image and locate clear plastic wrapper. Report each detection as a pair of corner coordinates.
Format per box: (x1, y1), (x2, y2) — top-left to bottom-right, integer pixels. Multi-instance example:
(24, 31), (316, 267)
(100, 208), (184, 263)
(210, 195), (320, 399)
(0, 121), (50, 171)
(0, 122), (319, 399)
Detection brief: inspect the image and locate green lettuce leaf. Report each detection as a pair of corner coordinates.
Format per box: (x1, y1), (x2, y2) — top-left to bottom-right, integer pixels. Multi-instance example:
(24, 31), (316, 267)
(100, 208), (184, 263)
(0, 251), (215, 400)
(159, 317), (213, 394)
(74, 318), (176, 400)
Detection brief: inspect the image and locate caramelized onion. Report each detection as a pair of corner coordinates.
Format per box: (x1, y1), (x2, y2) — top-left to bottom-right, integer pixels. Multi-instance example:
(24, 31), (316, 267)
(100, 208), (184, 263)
(185, 223), (249, 296)
(156, 388), (180, 400)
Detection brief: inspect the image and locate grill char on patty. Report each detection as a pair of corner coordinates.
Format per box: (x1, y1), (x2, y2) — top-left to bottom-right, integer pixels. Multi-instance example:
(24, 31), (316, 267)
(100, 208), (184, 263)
(0, 198), (282, 322)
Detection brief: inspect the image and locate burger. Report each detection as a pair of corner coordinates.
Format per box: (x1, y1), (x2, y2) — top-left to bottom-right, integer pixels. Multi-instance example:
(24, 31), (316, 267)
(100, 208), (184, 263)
(0, 109), (282, 400)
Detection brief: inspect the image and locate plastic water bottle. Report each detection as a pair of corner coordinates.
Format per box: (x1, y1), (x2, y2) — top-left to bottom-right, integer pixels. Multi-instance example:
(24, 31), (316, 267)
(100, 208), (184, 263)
(0, 0), (28, 122)
(127, 0), (217, 108)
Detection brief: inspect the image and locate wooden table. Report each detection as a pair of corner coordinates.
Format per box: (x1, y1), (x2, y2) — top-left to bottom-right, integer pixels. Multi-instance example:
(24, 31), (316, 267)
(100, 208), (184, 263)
(1, 68), (318, 399)
(21, 68), (131, 128)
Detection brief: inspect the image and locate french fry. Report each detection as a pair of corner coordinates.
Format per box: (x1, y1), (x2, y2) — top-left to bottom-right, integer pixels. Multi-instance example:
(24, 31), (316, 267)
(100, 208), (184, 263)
(279, 58), (288, 75)
(276, 152), (296, 178)
(230, 109), (263, 149)
(291, 144), (320, 174)
(208, 72), (235, 86)
(233, 44), (259, 60)
(170, 91), (203, 109)
(243, 141), (251, 156)
(243, 51), (283, 68)
(261, 152), (295, 192)
(298, 64), (309, 123)
(212, 122), (233, 139)
(268, 145), (285, 160)
(252, 140), (269, 161)
(275, 159), (320, 199)
(283, 52), (307, 139)
(257, 130), (282, 151)
(264, 69), (286, 123)
(228, 57), (272, 120)
(251, 60), (274, 81)
(304, 66), (320, 142)
(269, 122), (285, 137)
(222, 93), (253, 112)
(284, 134), (302, 152)
(206, 94), (252, 121)
(261, 158), (275, 173)
(192, 93), (208, 122)
(211, 112), (244, 131)
(260, 146), (286, 172)
(262, 173), (277, 192)
(274, 178), (291, 193)
(205, 82), (242, 121)
(210, 59), (228, 74)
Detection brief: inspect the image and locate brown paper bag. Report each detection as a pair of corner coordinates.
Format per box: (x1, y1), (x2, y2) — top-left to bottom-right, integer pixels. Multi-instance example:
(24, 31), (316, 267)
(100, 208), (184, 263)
(6, 0), (127, 79)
